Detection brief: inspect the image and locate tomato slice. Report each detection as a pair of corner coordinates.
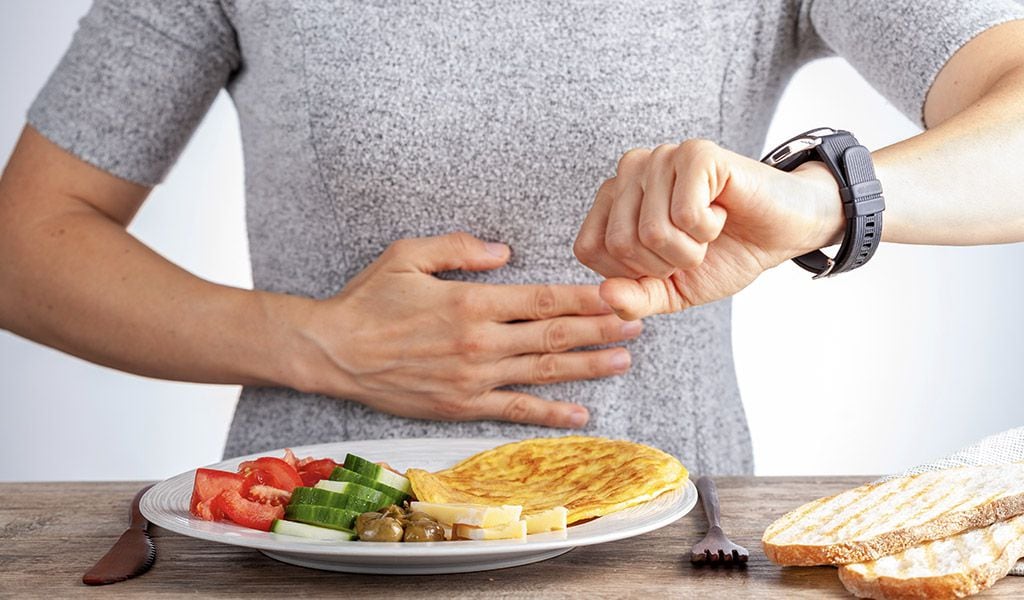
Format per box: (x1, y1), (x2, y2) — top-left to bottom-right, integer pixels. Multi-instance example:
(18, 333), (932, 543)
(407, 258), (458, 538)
(218, 489), (284, 531)
(190, 468), (245, 516)
(238, 456), (303, 492)
(297, 458), (338, 487)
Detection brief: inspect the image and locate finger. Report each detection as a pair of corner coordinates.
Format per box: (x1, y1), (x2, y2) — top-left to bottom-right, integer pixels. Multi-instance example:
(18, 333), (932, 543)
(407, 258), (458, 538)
(469, 390), (590, 428)
(671, 140), (729, 244)
(600, 276), (689, 321)
(639, 145), (711, 271)
(496, 348), (632, 387)
(605, 179), (677, 277)
(496, 314), (644, 355)
(574, 178), (644, 279)
(479, 283), (614, 322)
(384, 231), (510, 274)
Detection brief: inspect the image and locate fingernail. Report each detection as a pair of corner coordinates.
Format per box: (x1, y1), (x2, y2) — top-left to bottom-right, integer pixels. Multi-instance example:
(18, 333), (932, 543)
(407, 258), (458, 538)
(568, 409), (589, 428)
(484, 242), (508, 256)
(621, 320), (643, 337)
(610, 350), (631, 371)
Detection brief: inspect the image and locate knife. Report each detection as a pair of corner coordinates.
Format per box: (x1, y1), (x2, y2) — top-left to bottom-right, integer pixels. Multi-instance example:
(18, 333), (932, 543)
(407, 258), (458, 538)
(82, 484), (156, 586)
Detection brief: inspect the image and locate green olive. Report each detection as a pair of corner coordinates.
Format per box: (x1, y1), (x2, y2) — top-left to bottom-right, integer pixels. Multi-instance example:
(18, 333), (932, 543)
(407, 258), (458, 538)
(403, 511), (435, 524)
(381, 504), (406, 520)
(404, 520), (445, 542)
(358, 515), (404, 542)
(355, 511), (382, 535)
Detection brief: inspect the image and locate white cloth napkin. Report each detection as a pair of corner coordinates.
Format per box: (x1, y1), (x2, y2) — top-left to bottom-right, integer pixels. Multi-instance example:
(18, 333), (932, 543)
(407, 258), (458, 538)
(889, 427), (1024, 575)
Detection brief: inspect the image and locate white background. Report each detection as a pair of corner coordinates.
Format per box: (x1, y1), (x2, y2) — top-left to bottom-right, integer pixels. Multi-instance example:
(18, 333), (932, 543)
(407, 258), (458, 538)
(2, 2), (1022, 481)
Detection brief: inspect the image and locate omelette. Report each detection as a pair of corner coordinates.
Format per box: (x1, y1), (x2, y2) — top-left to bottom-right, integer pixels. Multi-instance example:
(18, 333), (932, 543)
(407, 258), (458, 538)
(406, 436), (688, 524)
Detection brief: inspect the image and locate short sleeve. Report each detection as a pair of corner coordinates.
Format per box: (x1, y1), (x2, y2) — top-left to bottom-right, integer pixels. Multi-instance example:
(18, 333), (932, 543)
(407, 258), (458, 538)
(802, 0), (1024, 127)
(27, 0), (240, 186)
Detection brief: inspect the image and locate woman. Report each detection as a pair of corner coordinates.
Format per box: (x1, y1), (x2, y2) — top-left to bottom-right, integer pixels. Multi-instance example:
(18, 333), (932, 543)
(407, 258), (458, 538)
(1, 1), (1023, 474)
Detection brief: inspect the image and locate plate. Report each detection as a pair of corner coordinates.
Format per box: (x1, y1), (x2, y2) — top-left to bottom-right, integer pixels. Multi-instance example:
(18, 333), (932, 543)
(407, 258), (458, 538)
(141, 438), (698, 574)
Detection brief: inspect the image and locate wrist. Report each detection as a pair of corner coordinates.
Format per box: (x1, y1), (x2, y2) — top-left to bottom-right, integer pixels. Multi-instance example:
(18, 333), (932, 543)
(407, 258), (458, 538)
(252, 291), (340, 395)
(792, 161), (845, 253)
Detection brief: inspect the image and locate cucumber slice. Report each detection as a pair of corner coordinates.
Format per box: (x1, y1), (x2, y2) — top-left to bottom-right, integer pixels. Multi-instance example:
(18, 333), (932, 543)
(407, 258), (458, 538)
(284, 504), (360, 531)
(329, 467), (409, 502)
(311, 481), (392, 510)
(343, 454), (412, 495)
(290, 486), (378, 513)
(271, 519), (356, 541)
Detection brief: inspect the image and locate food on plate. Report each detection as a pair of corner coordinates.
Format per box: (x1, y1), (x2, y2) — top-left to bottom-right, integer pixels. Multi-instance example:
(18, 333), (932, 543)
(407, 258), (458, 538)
(762, 463), (1024, 566)
(329, 465), (411, 503)
(409, 501), (522, 528)
(189, 436), (686, 543)
(343, 453), (413, 495)
(454, 519), (528, 541)
(837, 513), (1024, 600)
(270, 519), (356, 541)
(354, 504), (446, 542)
(524, 507), (569, 534)
(406, 436), (688, 524)
(189, 449), (340, 531)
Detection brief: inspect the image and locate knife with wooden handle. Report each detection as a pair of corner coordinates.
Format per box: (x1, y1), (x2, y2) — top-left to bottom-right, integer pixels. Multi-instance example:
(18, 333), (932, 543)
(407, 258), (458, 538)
(82, 484), (156, 585)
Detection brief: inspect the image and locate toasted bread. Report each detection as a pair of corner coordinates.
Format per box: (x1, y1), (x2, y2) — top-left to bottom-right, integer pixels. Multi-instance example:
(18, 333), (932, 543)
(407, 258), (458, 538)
(763, 463), (1024, 565)
(837, 514), (1024, 599)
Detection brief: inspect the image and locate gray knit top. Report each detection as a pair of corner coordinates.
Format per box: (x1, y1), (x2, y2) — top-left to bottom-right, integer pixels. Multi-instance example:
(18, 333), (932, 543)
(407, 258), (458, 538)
(29, 0), (1024, 474)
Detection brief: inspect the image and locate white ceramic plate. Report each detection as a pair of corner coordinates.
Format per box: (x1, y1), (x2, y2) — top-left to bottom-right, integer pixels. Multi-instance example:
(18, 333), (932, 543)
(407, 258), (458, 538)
(141, 438), (697, 574)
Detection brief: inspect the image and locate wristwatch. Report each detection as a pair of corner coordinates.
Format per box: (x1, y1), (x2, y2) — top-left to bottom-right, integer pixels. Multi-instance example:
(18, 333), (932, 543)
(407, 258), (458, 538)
(761, 127), (885, 278)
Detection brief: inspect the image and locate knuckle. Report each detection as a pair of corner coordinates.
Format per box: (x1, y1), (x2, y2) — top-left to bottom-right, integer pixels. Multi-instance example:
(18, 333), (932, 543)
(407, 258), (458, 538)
(605, 229), (636, 260)
(451, 288), (483, 317)
(671, 202), (701, 230)
(383, 238), (412, 259)
(573, 234), (598, 262)
(543, 320), (572, 353)
(617, 148), (651, 175)
(453, 328), (488, 356)
(600, 318), (621, 342)
(677, 245), (707, 270)
(651, 143), (678, 161)
(447, 231), (476, 254)
(531, 354), (562, 384)
(531, 285), (558, 319)
(589, 352), (610, 376)
(679, 138), (716, 158)
(637, 220), (670, 250)
(432, 395), (474, 421)
(501, 394), (538, 423)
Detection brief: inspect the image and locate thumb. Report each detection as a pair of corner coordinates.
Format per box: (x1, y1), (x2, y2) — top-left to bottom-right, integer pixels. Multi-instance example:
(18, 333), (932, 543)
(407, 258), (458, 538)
(389, 231), (511, 273)
(599, 276), (690, 320)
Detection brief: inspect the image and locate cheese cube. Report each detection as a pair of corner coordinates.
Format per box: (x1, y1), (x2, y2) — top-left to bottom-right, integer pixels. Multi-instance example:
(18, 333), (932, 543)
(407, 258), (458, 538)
(524, 506), (568, 534)
(453, 519), (527, 541)
(409, 502), (522, 527)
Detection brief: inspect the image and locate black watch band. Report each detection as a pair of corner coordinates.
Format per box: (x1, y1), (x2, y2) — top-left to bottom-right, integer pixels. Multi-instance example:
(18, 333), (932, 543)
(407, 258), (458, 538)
(760, 128), (885, 278)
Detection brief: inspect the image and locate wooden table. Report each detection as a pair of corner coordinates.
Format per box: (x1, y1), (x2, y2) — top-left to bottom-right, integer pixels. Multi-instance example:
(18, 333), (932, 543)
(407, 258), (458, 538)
(2, 476), (1022, 598)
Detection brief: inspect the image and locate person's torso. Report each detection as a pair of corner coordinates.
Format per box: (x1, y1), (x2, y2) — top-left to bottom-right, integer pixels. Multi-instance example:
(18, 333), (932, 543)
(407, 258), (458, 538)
(220, 0), (805, 474)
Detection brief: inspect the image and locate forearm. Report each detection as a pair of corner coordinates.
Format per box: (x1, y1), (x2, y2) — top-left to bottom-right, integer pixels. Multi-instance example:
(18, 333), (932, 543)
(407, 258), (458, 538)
(0, 201), (314, 389)
(872, 66), (1024, 245)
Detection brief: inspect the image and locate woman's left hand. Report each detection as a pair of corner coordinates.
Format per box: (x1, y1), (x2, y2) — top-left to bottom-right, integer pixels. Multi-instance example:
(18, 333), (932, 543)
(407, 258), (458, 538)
(573, 139), (845, 320)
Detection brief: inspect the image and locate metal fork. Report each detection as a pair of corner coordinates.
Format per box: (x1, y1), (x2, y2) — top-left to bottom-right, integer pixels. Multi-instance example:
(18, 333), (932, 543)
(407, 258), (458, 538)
(690, 476), (749, 565)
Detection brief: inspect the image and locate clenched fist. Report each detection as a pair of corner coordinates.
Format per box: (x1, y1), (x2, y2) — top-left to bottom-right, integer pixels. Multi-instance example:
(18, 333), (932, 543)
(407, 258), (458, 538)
(574, 140), (844, 319)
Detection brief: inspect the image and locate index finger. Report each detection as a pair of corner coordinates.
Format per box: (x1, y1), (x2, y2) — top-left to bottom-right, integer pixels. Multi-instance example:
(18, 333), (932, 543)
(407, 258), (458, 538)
(481, 283), (614, 322)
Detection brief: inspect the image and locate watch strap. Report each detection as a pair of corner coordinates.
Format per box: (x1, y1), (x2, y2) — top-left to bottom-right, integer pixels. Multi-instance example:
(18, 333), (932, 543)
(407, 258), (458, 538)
(764, 129), (885, 278)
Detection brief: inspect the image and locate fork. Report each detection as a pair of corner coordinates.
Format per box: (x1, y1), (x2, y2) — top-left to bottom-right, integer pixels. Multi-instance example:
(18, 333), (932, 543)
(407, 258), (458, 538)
(690, 476), (749, 565)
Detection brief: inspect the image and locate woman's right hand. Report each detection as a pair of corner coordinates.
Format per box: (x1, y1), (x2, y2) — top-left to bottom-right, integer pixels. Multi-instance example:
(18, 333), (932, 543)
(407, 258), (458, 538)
(294, 232), (643, 428)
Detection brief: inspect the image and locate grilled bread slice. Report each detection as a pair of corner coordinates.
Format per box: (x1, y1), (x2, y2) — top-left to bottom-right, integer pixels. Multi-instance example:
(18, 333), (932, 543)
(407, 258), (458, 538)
(837, 514), (1024, 599)
(763, 463), (1024, 566)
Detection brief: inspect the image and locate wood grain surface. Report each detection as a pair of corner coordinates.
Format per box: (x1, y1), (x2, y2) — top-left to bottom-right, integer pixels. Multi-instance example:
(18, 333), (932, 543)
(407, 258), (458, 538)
(2, 477), (1022, 599)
